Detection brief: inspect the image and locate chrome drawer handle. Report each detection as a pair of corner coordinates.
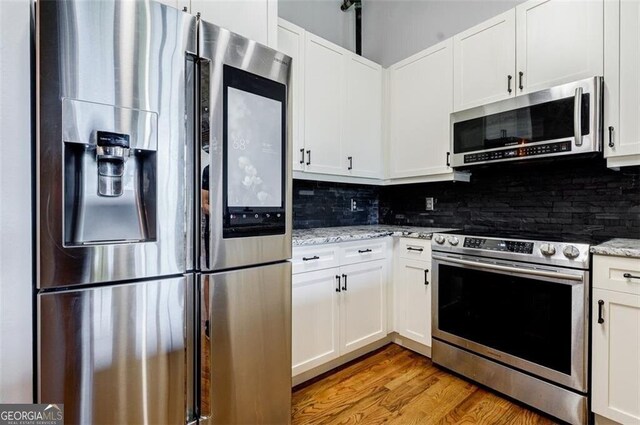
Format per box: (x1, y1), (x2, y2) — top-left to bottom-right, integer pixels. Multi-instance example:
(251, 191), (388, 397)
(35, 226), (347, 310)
(623, 273), (640, 280)
(302, 256), (319, 261)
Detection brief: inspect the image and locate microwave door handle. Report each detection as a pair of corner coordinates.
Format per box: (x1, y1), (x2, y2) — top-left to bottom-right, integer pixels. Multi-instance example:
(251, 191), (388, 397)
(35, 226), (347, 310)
(574, 87), (583, 147)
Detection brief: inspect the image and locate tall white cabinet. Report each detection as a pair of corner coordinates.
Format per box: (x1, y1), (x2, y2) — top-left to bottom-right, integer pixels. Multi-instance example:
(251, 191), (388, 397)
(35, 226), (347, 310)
(592, 255), (640, 425)
(604, 0), (640, 168)
(191, 0), (277, 48)
(388, 39), (455, 179)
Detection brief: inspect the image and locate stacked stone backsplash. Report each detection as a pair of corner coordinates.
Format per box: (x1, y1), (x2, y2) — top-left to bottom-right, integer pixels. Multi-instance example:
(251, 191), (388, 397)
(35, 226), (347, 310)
(379, 158), (640, 243)
(293, 179), (379, 229)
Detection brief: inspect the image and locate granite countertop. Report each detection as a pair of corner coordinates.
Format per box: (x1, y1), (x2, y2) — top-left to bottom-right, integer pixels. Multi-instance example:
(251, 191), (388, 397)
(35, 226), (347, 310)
(590, 238), (640, 259)
(292, 225), (455, 246)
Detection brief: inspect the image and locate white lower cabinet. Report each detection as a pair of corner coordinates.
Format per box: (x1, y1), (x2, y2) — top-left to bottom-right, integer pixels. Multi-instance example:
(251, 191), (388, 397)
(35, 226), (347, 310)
(396, 258), (431, 347)
(291, 267), (341, 376)
(592, 255), (640, 425)
(292, 242), (388, 378)
(340, 260), (387, 353)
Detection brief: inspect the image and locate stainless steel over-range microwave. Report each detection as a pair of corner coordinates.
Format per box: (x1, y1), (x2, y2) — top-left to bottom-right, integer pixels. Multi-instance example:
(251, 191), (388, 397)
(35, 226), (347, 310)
(450, 77), (603, 168)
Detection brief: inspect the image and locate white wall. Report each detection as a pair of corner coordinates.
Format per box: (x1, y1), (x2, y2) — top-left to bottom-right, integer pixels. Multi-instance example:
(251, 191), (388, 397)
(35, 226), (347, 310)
(279, 0), (525, 67)
(0, 0), (33, 403)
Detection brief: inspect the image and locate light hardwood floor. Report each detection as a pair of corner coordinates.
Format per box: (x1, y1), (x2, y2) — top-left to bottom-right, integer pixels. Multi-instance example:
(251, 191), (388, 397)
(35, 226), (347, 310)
(292, 344), (558, 425)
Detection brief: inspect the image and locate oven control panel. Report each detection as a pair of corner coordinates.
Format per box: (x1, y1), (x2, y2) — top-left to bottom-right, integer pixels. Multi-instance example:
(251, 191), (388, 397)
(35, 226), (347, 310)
(464, 238), (534, 254)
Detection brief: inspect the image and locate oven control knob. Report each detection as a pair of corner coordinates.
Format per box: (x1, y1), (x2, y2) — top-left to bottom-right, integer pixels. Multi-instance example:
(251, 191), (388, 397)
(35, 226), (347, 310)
(448, 236), (459, 246)
(563, 245), (580, 259)
(540, 243), (556, 256)
(434, 235), (445, 244)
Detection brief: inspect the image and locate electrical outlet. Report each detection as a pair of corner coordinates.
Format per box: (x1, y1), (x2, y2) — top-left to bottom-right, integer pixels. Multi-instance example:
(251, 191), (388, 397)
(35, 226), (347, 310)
(425, 197), (435, 211)
(350, 199), (357, 211)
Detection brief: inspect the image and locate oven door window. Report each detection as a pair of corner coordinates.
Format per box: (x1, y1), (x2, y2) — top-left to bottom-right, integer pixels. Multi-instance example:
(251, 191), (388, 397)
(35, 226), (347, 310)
(438, 264), (573, 375)
(223, 65), (286, 238)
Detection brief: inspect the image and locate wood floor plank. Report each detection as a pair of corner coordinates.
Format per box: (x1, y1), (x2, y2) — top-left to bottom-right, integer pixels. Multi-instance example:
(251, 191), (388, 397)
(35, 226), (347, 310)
(292, 344), (559, 425)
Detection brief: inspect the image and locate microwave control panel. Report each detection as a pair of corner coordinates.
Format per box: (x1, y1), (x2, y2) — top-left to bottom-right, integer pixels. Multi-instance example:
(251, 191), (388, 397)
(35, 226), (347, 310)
(464, 140), (571, 164)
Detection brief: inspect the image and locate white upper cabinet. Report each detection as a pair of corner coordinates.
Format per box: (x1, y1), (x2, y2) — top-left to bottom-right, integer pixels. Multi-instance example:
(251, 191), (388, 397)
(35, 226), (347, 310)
(389, 39), (454, 178)
(604, 0), (640, 167)
(303, 33), (347, 176)
(343, 55), (383, 179)
(516, 0), (604, 94)
(453, 9), (516, 111)
(191, 0), (278, 48)
(277, 19), (306, 172)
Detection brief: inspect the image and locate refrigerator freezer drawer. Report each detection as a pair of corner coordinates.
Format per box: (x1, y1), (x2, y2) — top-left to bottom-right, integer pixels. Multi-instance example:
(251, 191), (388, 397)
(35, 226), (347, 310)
(38, 276), (192, 425)
(199, 262), (292, 425)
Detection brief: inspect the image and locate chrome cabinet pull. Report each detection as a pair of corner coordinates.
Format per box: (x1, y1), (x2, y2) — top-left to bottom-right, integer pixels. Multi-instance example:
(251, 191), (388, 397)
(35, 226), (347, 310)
(335, 275), (341, 292)
(574, 87), (583, 146)
(358, 249), (372, 254)
(507, 75), (513, 94)
(424, 269), (429, 286)
(306, 150), (311, 166)
(608, 126), (615, 148)
(518, 71), (524, 91)
(597, 300), (604, 324)
(302, 256), (319, 261)
(624, 273), (640, 280)
(300, 148), (305, 164)
(341, 274), (347, 291)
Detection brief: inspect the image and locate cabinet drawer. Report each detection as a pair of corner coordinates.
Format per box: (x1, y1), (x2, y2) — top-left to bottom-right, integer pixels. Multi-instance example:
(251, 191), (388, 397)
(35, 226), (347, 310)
(292, 245), (339, 274)
(593, 255), (640, 295)
(339, 240), (386, 266)
(398, 238), (432, 261)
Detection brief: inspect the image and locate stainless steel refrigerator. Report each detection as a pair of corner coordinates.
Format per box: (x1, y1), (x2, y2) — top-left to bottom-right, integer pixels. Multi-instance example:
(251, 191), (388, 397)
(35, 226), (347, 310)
(36, 1), (197, 423)
(36, 1), (292, 424)
(195, 20), (293, 425)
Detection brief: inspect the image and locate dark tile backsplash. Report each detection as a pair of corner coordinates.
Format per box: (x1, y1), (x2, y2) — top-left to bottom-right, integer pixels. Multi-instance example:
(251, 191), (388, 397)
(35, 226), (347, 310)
(293, 180), (379, 229)
(379, 158), (640, 243)
(293, 158), (640, 243)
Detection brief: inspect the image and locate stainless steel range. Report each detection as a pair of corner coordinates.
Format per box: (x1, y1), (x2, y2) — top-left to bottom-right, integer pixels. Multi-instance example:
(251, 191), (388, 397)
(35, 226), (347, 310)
(431, 231), (591, 425)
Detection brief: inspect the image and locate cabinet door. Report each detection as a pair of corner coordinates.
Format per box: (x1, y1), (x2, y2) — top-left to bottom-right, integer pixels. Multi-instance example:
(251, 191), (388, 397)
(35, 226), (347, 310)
(605, 0), (640, 161)
(516, 0), (603, 94)
(192, 0), (277, 47)
(340, 260), (387, 354)
(277, 20), (306, 171)
(397, 258), (431, 347)
(592, 289), (640, 425)
(292, 268), (341, 376)
(389, 39), (454, 179)
(343, 55), (383, 179)
(453, 9), (516, 111)
(303, 33), (346, 175)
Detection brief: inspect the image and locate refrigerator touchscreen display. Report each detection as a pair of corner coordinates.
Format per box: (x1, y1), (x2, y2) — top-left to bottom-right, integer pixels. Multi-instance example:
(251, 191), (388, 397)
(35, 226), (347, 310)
(227, 87), (283, 208)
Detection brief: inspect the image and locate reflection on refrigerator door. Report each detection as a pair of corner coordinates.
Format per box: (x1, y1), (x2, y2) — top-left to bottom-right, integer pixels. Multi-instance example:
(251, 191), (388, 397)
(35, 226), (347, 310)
(38, 277), (191, 424)
(199, 262), (292, 425)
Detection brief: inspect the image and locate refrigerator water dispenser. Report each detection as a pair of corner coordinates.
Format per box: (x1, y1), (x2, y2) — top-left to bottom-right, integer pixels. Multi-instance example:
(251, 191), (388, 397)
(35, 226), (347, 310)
(62, 99), (158, 245)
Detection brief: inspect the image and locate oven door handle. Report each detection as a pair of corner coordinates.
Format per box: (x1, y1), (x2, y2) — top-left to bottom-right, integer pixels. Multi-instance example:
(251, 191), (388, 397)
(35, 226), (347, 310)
(432, 255), (584, 282)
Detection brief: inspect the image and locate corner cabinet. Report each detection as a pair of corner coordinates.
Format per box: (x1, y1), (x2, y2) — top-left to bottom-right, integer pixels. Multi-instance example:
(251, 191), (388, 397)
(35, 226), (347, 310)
(592, 255), (640, 425)
(291, 240), (389, 378)
(604, 0), (640, 168)
(191, 0), (277, 48)
(388, 39), (455, 179)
